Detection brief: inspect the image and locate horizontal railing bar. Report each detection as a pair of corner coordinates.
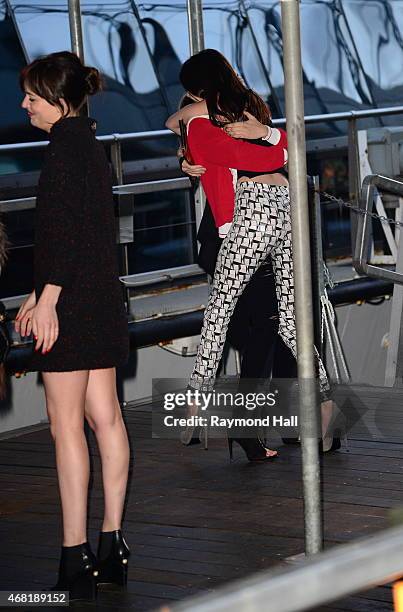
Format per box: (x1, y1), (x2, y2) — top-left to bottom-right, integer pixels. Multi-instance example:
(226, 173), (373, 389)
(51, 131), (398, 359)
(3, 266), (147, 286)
(0, 177), (192, 212)
(0, 129), (175, 152)
(2, 105), (403, 154)
(98, 129), (174, 143)
(0, 197), (36, 213)
(1, 264), (206, 308)
(292, 104), (403, 125)
(160, 525), (403, 612)
(120, 263), (205, 287)
(114, 177), (190, 194)
(133, 221), (195, 233)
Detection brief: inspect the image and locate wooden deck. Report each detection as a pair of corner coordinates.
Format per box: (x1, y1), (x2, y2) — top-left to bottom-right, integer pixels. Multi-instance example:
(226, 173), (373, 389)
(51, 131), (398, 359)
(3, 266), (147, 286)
(0, 384), (402, 611)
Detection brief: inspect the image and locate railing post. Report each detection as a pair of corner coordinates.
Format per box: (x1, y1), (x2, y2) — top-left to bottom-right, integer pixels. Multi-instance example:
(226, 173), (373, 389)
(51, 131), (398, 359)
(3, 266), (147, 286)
(68, 0), (89, 117)
(281, 0), (322, 555)
(348, 116), (361, 259)
(186, 0), (206, 248)
(110, 137), (123, 185)
(68, 0), (85, 60)
(187, 0), (205, 55)
(311, 176), (324, 351)
(110, 136), (131, 313)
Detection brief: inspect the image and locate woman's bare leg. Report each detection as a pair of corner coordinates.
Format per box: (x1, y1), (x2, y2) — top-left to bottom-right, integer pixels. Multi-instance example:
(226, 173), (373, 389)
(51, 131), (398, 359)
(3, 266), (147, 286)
(43, 370), (90, 547)
(84, 368), (129, 532)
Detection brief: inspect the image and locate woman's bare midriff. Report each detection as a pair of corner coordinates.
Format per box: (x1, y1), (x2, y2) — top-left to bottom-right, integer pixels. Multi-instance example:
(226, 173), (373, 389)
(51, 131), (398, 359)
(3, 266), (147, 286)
(237, 172), (289, 187)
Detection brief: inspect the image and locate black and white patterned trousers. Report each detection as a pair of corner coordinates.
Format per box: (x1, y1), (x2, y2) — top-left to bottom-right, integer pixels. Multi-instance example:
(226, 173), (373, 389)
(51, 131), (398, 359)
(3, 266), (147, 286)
(189, 182), (330, 394)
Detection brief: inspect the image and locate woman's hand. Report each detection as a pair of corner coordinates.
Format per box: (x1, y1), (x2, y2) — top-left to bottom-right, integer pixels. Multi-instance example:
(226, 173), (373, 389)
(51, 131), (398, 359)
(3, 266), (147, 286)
(224, 111), (269, 140)
(31, 301), (59, 354)
(31, 284), (62, 353)
(177, 147), (205, 177)
(15, 291), (36, 337)
(182, 159), (206, 177)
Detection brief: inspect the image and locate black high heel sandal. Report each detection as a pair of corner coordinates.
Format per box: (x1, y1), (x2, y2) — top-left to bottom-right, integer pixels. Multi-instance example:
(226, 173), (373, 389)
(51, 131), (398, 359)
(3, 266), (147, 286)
(50, 542), (98, 601)
(96, 529), (130, 587)
(228, 436), (278, 462)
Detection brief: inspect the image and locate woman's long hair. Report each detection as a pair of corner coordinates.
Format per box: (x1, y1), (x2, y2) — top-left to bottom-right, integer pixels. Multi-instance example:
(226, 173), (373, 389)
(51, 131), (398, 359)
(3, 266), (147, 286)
(179, 49), (271, 127)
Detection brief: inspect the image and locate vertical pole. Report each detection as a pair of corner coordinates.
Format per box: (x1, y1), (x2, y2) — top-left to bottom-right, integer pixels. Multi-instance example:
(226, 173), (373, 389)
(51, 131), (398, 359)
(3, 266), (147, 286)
(311, 176), (324, 351)
(348, 117), (360, 260)
(187, 0), (205, 55)
(68, 0), (88, 116)
(111, 139), (131, 313)
(385, 233), (403, 387)
(68, 0), (85, 60)
(281, 0), (322, 555)
(186, 0), (206, 244)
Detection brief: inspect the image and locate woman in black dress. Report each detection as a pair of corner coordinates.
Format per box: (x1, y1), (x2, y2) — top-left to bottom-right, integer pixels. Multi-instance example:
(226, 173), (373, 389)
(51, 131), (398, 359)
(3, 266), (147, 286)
(14, 52), (130, 600)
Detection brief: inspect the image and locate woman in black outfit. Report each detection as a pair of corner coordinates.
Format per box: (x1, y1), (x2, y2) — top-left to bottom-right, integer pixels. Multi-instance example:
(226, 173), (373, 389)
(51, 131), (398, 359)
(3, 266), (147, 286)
(14, 52), (130, 600)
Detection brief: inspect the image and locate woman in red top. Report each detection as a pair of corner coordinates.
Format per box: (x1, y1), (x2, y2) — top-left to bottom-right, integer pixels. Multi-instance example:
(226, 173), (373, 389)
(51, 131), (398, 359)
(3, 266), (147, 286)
(167, 50), (332, 460)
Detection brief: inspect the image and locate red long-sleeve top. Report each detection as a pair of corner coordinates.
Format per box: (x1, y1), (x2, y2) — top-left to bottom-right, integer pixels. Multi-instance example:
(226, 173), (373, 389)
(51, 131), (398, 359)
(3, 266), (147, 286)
(187, 117), (288, 227)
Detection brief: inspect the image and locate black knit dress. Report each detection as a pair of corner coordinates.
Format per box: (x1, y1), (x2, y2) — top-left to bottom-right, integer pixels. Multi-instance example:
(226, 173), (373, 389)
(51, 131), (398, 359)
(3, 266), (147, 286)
(30, 116), (129, 372)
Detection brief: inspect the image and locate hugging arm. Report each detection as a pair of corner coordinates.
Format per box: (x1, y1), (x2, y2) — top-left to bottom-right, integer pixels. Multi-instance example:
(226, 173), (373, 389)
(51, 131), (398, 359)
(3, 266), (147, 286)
(165, 100), (208, 135)
(187, 118), (287, 171)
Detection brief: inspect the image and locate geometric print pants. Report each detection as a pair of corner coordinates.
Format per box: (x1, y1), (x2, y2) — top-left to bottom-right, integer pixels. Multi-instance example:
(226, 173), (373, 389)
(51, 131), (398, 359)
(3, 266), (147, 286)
(189, 182), (330, 395)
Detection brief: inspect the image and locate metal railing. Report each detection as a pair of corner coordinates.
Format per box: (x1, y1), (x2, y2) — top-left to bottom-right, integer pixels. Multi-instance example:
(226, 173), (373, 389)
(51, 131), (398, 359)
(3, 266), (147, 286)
(0, 177), (190, 211)
(354, 174), (403, 285)
(158, 524), (403, 612)
(352, 173), (403, 386)
(0, 176), (198, 309)
(2, 104), (403, 153)
(2, 104), (403, 222)
(2, 105), (403, 303)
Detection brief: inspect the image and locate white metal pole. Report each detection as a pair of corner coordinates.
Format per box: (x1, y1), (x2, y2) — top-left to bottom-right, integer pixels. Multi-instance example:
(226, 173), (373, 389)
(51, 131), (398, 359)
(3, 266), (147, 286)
(187, 0), (205, 55)
(68, 0), (85, 60)
(281, 0), (322, 555)
(186, 0), (206, 238)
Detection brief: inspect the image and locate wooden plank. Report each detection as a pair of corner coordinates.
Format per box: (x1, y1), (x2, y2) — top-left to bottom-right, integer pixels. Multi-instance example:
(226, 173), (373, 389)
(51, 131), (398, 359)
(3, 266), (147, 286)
(0, 389), (401, 611)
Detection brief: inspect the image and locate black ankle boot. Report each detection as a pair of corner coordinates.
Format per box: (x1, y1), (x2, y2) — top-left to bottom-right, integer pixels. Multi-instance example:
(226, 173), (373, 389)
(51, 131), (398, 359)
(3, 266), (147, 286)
(96, 529), (130, 587)
(51, 542), (97, 601)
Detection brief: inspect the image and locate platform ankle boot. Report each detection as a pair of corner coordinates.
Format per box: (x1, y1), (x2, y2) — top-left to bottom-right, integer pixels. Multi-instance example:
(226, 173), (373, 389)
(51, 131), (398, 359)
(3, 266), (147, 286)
(96, 529), (130, 587)
(51, 542), (98, 601)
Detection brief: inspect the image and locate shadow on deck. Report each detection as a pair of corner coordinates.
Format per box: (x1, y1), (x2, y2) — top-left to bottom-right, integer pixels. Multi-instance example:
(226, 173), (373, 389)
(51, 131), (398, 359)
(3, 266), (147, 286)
(0, 384), (402, 611)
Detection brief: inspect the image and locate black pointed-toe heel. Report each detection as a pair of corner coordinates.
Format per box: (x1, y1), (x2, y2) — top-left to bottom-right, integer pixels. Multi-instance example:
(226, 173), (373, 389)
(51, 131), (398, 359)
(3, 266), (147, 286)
(228, 436), (278, 462)
(96, 529), (130, 587)
(51, 542), (98, 601)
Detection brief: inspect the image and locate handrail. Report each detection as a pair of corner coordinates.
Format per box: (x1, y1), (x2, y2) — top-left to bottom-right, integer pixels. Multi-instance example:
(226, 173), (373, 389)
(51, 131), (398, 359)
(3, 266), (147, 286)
(2, 104), (403, 154)
(158, 525), (403, 612)
(0, 177), (192, 213)
(0, 175), (199, 304)
(0, 129), (174, 152)
(353, 174), (403, 285)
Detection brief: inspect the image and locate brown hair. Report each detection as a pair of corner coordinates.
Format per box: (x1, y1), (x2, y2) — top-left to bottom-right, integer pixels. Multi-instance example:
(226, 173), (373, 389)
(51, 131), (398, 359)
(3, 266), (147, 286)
(179, 48), (271, 127)
(20, 51), (103, 116)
